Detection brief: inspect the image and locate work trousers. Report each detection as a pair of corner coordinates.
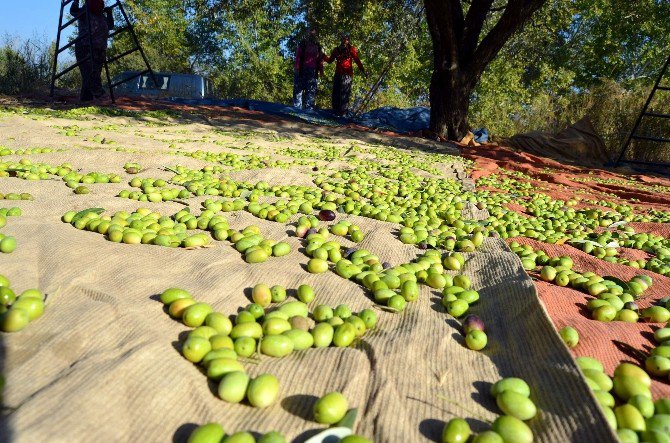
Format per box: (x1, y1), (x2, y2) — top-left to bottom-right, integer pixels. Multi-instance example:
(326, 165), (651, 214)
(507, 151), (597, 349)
(75, 43), (106, 101)
(332, 73), (353, 116)
(293, 68), (318, 110)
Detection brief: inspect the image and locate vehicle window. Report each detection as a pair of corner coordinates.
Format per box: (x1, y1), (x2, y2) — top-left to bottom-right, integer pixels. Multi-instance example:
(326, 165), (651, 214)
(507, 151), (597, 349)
(140, 75), (170, 90)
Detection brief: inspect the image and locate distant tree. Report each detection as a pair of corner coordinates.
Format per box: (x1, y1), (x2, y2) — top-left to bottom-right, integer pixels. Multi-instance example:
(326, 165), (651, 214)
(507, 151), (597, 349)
(423, 0), (547, 140)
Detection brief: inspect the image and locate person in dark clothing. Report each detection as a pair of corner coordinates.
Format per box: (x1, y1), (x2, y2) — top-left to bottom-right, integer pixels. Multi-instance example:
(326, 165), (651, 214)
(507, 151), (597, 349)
(324, 35), (367, 116)
(70, 0), (110, 102)
(293, 27), (325, 110)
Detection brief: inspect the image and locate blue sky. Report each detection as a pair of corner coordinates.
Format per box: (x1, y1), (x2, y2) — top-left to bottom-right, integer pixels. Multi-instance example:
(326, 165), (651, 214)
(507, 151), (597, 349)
(1, 0), (72, 41)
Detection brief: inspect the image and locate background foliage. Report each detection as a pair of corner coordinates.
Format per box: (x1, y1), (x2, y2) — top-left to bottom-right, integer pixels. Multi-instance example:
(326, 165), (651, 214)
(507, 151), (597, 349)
(2, 0), (669, 157)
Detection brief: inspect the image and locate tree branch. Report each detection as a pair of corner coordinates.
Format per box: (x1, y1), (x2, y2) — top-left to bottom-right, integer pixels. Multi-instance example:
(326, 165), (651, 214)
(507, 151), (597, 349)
(468, 0), (547, 83)
(462, 0), (495, 59)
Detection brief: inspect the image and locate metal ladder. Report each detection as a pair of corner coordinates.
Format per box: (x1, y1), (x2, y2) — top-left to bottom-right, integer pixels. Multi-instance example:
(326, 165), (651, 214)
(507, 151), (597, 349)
(614, 54), (670, 168)
(50, 0), (157, 103)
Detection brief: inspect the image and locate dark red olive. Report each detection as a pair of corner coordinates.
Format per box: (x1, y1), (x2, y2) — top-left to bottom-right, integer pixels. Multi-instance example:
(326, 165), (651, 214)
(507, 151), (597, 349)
(462, 314), (485, 334)
(319, 210), (336, 221)
(382, 262), (392, 269)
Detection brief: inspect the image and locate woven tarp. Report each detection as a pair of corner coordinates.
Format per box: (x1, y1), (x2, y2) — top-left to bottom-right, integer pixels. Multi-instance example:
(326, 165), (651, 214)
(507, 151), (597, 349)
(0, 107), (615, 442)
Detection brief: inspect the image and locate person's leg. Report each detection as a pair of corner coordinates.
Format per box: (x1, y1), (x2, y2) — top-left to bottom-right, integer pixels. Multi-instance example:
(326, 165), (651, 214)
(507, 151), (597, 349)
(332, 73), (342, 115)
(75, 44), (94, 101)
(303, 68), (317, 110)
(293, 70), (303, 108)
(90, 48), (106, 98)
(340, 74), (353, 116)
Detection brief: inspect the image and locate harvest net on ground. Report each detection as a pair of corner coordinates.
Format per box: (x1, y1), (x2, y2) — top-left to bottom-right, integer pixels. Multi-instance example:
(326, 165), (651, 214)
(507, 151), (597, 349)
(0, 99), (669, 442)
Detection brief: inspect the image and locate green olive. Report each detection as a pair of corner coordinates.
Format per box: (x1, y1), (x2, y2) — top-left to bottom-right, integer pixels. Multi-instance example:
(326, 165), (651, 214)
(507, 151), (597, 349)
(189, 326), (218, 340)
(0, 236), (16, 253)
(642, 306), (670, 323)
(387, 294), (406, 311)
(614, 363), (652, 387)
(311, 322), (334, 347)
(270, 285), (287, 303)
(297, 284), (315, 303)
(592, 305), (617, 322)
(401, 280), (419, 302)
(345, 315), (367, 337)
(257, 431), (286, 443)
(207, 358), (245, 380)
(614, 404), (646, 432)
(333, 322), (357, 347)
(472, 431), (504, 443)
(188, 423), (225, 443)
(313, 391), (348, 424)
(222, 431), (255, 443)
(313, 305), (333, 322)
(205, 312), (233, 335)
(19, 289), (43, 300)
(491, 416), (533, 443)
(593, 390), (615, 408)
(576, 356), (604, 372)
(615, 429), (638, 443)
(260, 335), (294, 357)
(182, 303), (214, 328)
(559, 326), (579, 348)
(441, 418), (471, 443)
(182, 336), (212, 363)
(655, 398), (670, 414)
(613, 376), (652, 401)
(491, 378), (530, 397)
(233, 336), (256, 357)
(583, 369), (612, 391)
(282, 329), (314, 350)
(279, 301), (309, 318)
(307, 258), (329, 273)
(628, 394), (655, 418)
(448, 299), (469, 318)
(1, 308), (30, 332)
(246, 248), (269, 263)
(11, 297), (44, 321)
(272, 242), (291, 257)
(263, 318), (292, 335)
(246, 373), (279, 408)
(646, 355), (670, 377)
(646, 414), (670, 435)
(465, 330), (487, 351)
(358, 309), (378, 329)
(496, 390), (537, 420)
(230, 322), (263, 339)
(202, 348), (238, 367)
(0, 287), (16, 306)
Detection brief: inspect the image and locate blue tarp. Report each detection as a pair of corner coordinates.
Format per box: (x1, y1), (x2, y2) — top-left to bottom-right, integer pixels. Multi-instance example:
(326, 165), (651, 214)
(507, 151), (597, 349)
(169, 98), (487, 140)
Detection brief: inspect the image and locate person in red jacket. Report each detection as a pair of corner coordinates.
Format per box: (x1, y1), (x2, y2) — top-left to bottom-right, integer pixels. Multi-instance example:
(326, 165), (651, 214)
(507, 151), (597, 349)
(324, 35), (367, 116)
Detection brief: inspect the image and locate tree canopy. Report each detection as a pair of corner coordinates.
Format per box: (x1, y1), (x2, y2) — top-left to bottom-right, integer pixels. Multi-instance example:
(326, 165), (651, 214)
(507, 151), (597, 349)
(102, 0), (669, 145)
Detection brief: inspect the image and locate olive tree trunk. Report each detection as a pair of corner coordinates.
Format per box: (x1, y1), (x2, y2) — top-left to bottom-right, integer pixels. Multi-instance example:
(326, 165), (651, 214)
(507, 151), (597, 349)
(424, 0), (548, 140)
